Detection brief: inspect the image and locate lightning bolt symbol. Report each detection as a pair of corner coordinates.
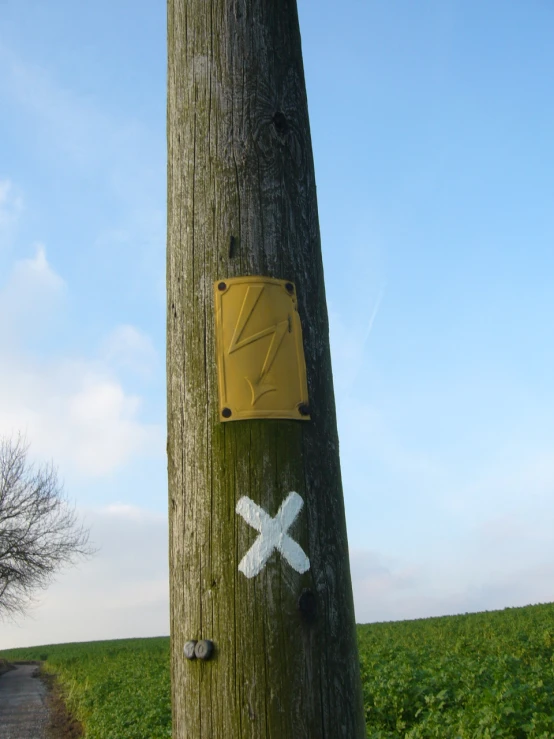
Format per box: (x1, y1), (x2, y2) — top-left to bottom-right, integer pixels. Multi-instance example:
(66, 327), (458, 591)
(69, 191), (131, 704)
(228, 285), (289, 405)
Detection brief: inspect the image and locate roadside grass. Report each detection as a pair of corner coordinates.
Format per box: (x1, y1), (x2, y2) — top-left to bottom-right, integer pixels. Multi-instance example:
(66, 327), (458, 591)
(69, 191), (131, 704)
(0, 637), (171, 739)
(1, 602), (553, 737)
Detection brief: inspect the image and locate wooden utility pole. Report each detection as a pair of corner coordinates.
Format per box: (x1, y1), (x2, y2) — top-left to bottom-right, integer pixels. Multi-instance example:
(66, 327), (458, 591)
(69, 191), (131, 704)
(167, 1), (366, 737)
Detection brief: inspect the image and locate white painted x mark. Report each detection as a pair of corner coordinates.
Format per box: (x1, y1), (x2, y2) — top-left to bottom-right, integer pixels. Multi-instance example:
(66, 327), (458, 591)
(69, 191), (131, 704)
(236, 492), (310, 579)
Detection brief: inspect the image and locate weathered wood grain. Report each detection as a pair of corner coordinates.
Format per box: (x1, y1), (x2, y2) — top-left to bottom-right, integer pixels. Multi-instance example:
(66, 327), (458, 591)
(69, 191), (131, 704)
(167, 1), (366, 736)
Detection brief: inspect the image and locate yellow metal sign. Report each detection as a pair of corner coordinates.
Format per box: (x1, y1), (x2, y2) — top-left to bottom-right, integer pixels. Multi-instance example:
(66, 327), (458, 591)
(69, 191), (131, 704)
(214, 276), (310, 421)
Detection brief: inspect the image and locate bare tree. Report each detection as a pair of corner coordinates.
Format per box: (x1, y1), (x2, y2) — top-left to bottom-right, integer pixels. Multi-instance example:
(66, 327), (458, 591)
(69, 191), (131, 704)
(0, 434), (95, 619)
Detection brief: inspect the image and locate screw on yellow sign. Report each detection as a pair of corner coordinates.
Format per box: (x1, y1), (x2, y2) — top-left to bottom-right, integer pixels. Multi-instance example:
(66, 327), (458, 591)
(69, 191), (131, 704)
(214, 276), (310, 421)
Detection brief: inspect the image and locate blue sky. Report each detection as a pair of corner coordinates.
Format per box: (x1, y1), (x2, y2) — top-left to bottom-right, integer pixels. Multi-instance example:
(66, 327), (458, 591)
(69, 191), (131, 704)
(1, 0), (553, 648)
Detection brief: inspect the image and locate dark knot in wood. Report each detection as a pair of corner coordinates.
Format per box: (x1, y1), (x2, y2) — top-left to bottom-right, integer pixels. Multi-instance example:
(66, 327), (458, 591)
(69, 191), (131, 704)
(298, 589), (317, 622)
(272, 111), (289, 135)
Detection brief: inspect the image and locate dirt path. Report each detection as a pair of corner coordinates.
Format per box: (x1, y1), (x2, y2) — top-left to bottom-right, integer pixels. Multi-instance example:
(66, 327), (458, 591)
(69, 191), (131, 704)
(0, 662), (50, 738)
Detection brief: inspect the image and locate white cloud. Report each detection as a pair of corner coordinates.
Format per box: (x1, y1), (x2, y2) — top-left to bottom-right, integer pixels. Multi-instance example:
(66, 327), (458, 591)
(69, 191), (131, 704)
(350, 537), (554, 625)
(0, 505), (169, 649)
(0, 178), (21, 215)
(0, 178), (23, 248)
(345, 443), (554, 623)
(9, 242), (65, 292)
(0, 47), (165, 304)
(66, 371), (160, 476)
(102, 503), (157, 521)
(0, 358), (162, 479)
(101, 324), (158, 377)
(328, 284), (385, 397)
(350, 548), (425, 623)
(0, 243), (66, 343)
(0, 502), (552, 650)
(0, 243), (163, 479)
(70, 379), (134, 424)
(441, 449), (554, 518)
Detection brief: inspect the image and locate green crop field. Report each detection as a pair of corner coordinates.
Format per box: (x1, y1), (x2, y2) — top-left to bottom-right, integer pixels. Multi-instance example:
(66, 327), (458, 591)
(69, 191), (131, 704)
(1, 602), (553, 738)
(357, 602), (554, 738)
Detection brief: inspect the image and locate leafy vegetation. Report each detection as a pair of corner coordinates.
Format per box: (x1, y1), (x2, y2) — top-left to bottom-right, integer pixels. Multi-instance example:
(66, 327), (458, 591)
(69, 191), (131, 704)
(358, 602), (554, 738)
(1, 602), (553, 737)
